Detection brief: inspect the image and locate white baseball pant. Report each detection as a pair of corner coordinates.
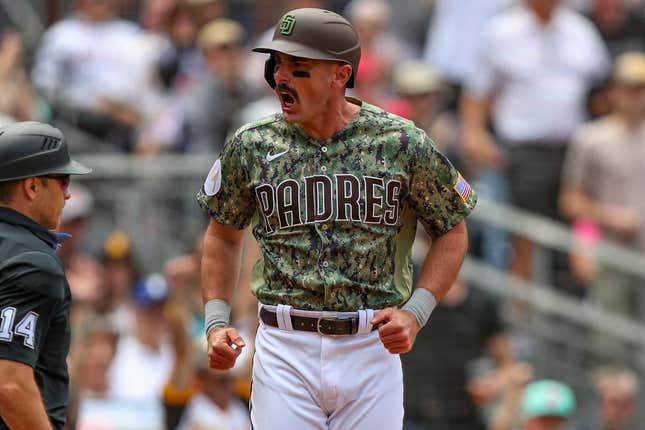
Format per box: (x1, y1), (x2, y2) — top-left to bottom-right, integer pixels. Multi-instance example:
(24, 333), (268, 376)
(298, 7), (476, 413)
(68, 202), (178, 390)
(250, 304), (404, 430)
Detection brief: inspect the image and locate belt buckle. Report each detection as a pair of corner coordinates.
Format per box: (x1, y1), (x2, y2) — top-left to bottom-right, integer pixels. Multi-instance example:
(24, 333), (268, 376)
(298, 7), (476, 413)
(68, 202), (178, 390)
(316, 316), (337, 335)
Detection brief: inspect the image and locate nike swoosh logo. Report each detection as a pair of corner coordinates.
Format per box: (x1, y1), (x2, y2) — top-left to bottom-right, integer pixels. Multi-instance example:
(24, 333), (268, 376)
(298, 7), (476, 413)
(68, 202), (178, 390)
(266, 148), (289, 162)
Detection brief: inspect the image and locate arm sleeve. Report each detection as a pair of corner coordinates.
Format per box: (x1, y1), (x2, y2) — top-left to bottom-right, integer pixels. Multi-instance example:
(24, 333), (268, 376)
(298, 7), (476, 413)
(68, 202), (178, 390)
(196, 132), (257, 229)
(407, 132), (477, 237)
(0, 254), (64, 368)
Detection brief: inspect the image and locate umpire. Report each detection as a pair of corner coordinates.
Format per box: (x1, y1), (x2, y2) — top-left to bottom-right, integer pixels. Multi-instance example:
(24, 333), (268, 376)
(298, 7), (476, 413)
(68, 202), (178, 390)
(0, 122), (90, 429)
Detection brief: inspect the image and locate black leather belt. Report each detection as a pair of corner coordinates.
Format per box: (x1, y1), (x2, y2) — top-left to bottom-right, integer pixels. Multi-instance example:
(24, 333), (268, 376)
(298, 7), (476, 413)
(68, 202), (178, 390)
(260, 307), (374, 335)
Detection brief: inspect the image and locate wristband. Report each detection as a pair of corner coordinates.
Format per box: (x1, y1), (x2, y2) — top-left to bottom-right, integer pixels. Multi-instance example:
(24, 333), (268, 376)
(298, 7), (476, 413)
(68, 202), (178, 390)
(204, 299), (231, 339)
(402, 288), (437, 327)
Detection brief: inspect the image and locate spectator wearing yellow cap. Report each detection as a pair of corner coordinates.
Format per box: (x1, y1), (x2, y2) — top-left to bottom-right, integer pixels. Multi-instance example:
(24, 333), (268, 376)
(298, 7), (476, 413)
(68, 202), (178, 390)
(180, 18), (255, 155)
(387, 61), (454, 153)
(560, 51), (645, 329)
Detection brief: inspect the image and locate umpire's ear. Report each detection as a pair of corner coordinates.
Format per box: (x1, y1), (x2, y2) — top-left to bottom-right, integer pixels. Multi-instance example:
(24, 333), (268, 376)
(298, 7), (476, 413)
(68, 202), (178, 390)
(264, 55), (277, 89)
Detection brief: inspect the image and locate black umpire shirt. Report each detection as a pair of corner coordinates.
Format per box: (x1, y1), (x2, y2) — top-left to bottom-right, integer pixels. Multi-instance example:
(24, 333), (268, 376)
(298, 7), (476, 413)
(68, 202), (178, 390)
(0, 207), (71, 429)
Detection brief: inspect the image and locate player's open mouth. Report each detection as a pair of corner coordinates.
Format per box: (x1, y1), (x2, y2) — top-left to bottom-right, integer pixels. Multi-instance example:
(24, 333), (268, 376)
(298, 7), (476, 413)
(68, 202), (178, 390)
(276, 85), (299, 111)
(279, 91), (297, 108)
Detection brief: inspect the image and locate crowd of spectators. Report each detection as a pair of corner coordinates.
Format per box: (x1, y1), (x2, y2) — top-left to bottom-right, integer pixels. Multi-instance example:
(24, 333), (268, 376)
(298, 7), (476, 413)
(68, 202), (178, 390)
(0, 0), (644, 428)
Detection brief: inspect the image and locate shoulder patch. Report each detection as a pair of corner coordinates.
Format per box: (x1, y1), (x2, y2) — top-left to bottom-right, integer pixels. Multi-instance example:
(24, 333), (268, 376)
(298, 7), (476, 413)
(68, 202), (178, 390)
(453, 173), (473, 203)
(203, 159), (222, 196)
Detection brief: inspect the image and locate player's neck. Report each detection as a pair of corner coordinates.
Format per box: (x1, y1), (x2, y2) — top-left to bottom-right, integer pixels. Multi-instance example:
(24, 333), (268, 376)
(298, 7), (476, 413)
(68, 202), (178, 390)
(299, 98), (361, 140)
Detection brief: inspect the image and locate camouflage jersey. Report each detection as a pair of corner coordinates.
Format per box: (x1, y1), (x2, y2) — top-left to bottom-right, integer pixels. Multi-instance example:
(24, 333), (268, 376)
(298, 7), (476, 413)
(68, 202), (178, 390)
(196, 99), (477, 311)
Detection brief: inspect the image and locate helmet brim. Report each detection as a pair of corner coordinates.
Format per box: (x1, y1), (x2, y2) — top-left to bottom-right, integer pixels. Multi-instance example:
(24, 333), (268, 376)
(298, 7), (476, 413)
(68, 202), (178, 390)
(253, 40), (345, 64)
(48, 159), (92, 176)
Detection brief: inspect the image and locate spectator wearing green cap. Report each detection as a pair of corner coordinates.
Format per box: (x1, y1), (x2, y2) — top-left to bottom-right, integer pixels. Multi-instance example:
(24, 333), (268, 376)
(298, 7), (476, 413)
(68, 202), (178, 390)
(490, 374), (576, 430)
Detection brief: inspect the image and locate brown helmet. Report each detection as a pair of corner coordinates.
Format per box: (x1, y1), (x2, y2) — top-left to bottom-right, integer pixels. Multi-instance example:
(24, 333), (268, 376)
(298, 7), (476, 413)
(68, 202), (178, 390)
(253, 8), (361, 88)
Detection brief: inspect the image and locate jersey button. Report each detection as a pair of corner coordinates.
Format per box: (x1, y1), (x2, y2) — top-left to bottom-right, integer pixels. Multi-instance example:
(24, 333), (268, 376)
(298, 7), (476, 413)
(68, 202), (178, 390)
(322, 261), (329, 268)
(321, 224), (328, 231)
(321, 166), (327, 172)
(321, 146), (328, 153)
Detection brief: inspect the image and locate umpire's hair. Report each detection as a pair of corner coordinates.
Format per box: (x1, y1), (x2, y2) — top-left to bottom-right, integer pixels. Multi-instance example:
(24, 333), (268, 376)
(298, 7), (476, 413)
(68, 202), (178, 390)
(0, 179), (20, 204)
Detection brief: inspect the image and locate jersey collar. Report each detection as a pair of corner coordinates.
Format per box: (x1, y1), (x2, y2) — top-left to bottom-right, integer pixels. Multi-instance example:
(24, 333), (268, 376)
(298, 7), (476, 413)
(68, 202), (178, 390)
(0, 207), (71, 249)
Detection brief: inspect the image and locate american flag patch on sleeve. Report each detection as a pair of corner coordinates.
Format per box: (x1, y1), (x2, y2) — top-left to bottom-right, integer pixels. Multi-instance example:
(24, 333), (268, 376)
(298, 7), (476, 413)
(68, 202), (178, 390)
(453, 173), (472, 202)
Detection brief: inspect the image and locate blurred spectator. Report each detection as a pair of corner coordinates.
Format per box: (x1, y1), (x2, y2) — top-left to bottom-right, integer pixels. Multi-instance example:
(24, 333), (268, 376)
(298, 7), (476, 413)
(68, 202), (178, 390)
(162, 264), (251, 430)
(175, 367), (251, 430)
(68, 315), (121, 430)
(107, 273), (174, 402)
(387, 60), (457, 154)
(378, 0), (431, 52)
(0, 29), (46, 125)
(185, 0), (228, 28)
(140, 0), (178, 35)
(73, 317), (118, 397)
(32, 0), (162, 151)
(100, 230), (141, 320)
(461, 0), (610, 287)
(140, 17), (252, 154)
(180, 18), (252, 153)
(58, 182), (110, 358)
(158, 1), (203, 91)
(402, 279), (516, 430)
(163, 236), (204, 340)
(588, 0), (645, 58)
(489, 379), (576, 430)
(572, 365), (640, 430)
(423, 0), (511, 110)
(58, 183), (95, 266)
(560, 51), (645, 318)
(345, 0), (415, 106)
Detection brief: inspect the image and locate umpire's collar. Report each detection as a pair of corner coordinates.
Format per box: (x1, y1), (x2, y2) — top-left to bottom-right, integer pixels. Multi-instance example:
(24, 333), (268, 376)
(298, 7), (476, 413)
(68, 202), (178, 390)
(0, 206), (71, 249)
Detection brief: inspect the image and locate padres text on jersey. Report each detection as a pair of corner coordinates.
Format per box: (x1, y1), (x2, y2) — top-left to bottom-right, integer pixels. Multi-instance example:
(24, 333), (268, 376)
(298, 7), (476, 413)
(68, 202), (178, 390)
(197, 100), (477, 311)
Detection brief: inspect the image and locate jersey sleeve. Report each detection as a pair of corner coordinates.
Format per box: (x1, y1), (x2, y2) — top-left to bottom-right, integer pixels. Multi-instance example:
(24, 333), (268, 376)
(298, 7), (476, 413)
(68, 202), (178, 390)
(195, 132), (257, 229)
(407, 132), (477, 237)
(0, 253), (65, 367)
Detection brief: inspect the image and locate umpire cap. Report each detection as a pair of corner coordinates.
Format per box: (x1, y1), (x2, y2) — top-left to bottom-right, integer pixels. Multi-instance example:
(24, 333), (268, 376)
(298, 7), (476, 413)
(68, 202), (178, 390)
(253, 8), (361, 88)
(0, 121), (91, 182)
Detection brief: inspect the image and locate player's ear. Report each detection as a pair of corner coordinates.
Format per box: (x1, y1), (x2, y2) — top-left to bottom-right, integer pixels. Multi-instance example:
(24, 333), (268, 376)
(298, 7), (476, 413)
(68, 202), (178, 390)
(331, 63), (353, 89)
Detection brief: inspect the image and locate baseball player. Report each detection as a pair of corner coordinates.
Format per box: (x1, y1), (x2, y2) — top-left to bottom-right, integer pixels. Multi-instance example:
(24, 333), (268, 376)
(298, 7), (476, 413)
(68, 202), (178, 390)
(0, 121), (91, 429)
(197, 8), (476, 430)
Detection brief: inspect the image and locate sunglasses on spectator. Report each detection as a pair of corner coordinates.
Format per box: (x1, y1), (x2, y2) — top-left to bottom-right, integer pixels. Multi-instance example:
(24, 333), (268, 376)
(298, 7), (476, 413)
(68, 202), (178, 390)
(42, 174), (71, 192)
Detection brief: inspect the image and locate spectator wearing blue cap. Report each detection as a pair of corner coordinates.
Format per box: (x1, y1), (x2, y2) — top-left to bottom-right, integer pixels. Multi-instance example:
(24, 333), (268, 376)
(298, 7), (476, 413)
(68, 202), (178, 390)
(106, 272), (174, 423)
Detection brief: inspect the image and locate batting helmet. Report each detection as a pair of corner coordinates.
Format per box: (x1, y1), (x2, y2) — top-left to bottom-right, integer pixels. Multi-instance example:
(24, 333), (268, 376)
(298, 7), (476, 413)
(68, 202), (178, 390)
(253, 8), (361, 88)
(0, 121), (92, 182)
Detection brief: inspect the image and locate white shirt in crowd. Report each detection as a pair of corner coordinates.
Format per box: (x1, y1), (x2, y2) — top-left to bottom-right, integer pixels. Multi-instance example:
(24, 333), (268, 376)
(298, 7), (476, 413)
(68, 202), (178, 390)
(424, 0), (512, 84)
(31, 14), (162, 114)
(467, 3), (610, 143)
(107, 334), (173, 401)
(177, 394), (251, 430)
